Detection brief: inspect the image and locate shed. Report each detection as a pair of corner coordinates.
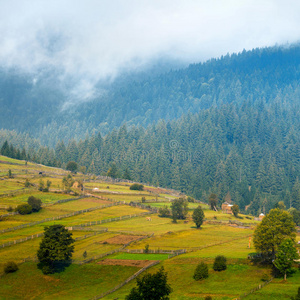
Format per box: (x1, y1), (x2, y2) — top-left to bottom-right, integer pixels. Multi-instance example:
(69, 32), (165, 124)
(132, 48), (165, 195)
(222, 202), (233, 214)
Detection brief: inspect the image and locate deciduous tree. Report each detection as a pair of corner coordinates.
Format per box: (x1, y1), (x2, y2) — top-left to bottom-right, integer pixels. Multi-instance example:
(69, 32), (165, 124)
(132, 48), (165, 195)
(27, 196), (42, 212)
(66, 161), (78, 172)
(273, 239), (299, 280)
(253, 208), (296, 259)
(171, 198), (188, 223)
(231, 204), (239, 217)
(208, 193), (218, 210)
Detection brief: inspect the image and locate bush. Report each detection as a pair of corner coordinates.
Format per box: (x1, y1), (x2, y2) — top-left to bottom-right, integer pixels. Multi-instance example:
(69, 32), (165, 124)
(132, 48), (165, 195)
(213, 255), (227, 271)
(204, 296), (212, 300)
(144, 244), (149, 253)
(193, 262), (208, 280)
(4, 261), (18, 274)
(159, 205), (171, 218)
(15, 203), (32, 215)
(130, 183), (144, 191)
(27, 196), (42, 212)
(187, 196), (195, 203)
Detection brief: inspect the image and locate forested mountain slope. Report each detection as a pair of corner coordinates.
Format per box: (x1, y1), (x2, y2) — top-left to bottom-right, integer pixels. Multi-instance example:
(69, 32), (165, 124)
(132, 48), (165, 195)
(2, 99), (300, 215)
(0, 44), (300, 146)
(1, 44), (300, 214)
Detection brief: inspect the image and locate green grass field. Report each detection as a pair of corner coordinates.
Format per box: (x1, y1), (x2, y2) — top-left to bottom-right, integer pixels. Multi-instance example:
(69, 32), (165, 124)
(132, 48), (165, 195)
(0, 262), (140, 300)
(0, 192), (74, 207)
(0, 156), (298, 300)
(245, 271), (300, 300)
(111, 253), (170, 261)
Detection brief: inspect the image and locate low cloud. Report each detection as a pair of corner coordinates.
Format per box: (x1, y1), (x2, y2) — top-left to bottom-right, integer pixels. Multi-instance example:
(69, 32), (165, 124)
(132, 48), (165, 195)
(0, 0), (299, 98)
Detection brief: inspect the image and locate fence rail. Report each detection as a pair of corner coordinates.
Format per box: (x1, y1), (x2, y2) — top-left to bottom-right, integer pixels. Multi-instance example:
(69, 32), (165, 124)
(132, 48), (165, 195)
(122, 248), (186, 255)
(89, 260), (160, 300)
(0, 202), (120, 234)
(234, 278), (273, 300)
(77, 211), (153, 228)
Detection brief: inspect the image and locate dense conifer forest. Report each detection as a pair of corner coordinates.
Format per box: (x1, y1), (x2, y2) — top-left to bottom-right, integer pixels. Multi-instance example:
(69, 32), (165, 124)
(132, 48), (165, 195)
(1, 44), (300, 215)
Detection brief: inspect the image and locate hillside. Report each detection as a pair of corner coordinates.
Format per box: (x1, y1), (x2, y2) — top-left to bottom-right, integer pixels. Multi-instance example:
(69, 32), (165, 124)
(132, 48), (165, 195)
(0, 44), (300, 146)
(0, 156), (299, 299)
(1, 45), (300, 214)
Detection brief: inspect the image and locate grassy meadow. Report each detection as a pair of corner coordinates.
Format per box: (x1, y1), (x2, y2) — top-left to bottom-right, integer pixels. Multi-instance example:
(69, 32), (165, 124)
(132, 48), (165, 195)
(0, 156), (299, 300)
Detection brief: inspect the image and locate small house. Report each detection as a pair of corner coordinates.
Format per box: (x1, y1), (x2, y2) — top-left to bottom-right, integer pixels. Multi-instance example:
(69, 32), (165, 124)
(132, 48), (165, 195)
(222, 202), (233, 214)
(259, 213), (265, 220)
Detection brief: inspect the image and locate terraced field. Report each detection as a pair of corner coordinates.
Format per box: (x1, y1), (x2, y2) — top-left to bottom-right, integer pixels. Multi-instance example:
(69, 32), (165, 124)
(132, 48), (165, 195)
(0, 156), (299, 300)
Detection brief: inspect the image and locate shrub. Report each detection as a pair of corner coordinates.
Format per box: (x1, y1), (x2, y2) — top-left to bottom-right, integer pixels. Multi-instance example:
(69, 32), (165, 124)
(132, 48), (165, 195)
(15, 203), (32, 215)
(204, 296), (212, 300)
(4, 261), (18, 274)
(130, 183), (144, 191)
(159, 205), (171, 218)
(142, 196), (146, 203)
(27, 196), (42, 212)
(187, 196), (195, 203)
(144, 244), (149, 253)
(213, 255), (227, 271)
(8, 169), (13, 178)
(193, 262), (208, 280)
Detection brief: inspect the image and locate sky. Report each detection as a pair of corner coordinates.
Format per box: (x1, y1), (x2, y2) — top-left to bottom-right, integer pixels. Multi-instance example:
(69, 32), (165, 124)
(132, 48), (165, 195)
(0, 0), (300, 98)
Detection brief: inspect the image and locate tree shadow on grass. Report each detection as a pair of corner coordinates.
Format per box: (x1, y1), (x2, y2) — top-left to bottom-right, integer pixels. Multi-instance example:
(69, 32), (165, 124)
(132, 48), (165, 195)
(37, 260), (72, 275)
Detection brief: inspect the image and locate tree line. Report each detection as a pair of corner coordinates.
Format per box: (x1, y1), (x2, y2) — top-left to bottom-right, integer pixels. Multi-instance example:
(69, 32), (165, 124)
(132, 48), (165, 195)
(1, 97), (300, 215)
(0, 44), (300, 146)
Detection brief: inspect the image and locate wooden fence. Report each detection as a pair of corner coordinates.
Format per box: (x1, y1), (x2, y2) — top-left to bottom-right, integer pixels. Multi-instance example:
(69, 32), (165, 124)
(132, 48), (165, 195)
(0, 233), (45, 249)
(123, 248), (186, 258)
(77, 211), (153, 228)
(89, 260), (161, 300)
(0, 187), (34, 198)
(76, 233), (152, 265)
(0, 195), (85, 218)
(0, 202), (120, 234)
(234, 278), (273, 299)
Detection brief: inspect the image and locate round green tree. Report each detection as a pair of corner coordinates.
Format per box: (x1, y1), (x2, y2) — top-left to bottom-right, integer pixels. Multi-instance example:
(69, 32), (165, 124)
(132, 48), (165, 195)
(37, 224), (75, 274)
(273, 239), (299, 280)
(27, 196), (42, 212)
(66, 161), (78, 172)
(253, 208), (296, 260)
(192, 206), (205, 228)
